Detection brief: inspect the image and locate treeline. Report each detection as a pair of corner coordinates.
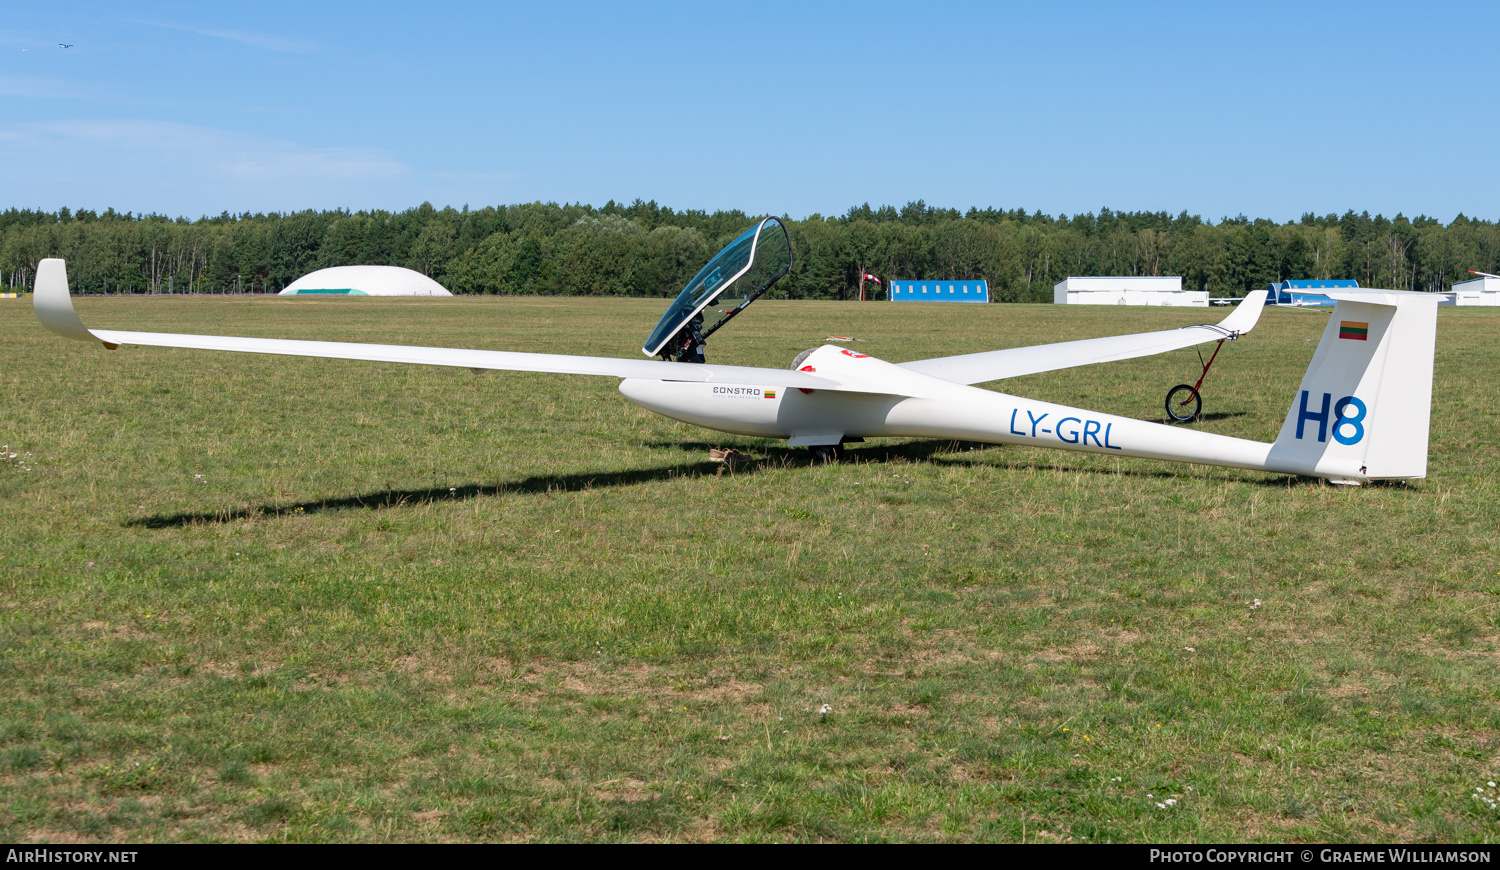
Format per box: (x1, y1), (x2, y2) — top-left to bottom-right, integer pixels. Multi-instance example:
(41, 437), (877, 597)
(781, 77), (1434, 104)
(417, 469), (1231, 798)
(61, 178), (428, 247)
(3, 200), (1496, 301)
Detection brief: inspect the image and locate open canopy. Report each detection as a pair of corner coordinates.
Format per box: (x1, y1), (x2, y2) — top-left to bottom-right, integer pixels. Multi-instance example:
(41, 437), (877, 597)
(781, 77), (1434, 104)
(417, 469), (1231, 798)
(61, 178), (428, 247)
(642, 217), (792, 357)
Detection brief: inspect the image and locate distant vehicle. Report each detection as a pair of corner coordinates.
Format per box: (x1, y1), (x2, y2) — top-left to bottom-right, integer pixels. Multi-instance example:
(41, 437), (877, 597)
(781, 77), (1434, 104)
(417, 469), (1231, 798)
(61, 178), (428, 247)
(34, 218), (1439, 485)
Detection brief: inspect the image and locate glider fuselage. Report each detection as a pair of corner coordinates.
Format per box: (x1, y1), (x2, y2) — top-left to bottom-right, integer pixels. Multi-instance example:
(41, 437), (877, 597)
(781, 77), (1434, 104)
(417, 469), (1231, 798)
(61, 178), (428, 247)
(619, 343), (1280, 474)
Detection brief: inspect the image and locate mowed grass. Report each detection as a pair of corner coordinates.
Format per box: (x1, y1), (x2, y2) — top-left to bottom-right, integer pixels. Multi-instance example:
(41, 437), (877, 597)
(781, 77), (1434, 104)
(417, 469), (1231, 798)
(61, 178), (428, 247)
(1, 294), (1498, 843)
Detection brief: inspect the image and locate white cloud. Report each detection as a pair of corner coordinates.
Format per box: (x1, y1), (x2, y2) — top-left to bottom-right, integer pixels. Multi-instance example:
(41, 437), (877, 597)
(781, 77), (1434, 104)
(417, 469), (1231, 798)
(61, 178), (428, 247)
(428, 169), (522, 183)
(0, 119), (407, 182)
(0, 119), (423, 213)
(130, 20), (316, 54)
(0, 76), (90, 99)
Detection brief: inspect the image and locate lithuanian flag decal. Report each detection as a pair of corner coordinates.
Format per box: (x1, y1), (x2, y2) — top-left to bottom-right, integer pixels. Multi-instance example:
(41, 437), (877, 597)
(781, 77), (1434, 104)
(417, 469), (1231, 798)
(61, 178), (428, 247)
(764, 390), (777, 399)
(1338, 321), (1369, 341)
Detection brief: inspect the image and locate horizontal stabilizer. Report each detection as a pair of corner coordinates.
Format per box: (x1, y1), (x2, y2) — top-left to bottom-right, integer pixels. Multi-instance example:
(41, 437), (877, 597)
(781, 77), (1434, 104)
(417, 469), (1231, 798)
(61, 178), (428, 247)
(899, 290), (1267, 384)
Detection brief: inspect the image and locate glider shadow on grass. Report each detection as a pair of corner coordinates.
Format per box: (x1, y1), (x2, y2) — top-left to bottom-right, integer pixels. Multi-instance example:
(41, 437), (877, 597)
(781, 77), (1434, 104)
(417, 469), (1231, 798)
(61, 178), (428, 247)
(646, 438), (980, 464)
(128, 433), (1362, 529)
(1182, 410), (1248, 424)
(131, 439), (981, 528)
(131, 461), (731, 528)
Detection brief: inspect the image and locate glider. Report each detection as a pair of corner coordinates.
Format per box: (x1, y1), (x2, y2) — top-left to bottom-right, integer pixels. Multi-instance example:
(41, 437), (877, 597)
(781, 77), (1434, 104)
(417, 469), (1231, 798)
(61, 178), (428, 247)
(33, 218), (1439, 484)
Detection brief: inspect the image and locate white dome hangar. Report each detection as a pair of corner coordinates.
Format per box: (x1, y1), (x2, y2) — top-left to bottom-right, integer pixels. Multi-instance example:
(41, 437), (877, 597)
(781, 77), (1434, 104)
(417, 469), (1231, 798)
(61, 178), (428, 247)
(279, 265), (452, 297)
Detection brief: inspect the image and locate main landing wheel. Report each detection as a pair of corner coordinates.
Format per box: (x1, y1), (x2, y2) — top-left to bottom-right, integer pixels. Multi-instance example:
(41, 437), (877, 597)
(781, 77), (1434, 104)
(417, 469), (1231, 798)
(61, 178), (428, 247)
(809, 444), (845, 463)
(1165, 384), (1202, 423)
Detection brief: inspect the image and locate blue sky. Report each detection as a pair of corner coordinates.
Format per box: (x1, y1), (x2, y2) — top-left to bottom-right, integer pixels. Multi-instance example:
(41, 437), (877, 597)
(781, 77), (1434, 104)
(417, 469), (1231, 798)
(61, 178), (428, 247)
(2, 1), (1495, 222)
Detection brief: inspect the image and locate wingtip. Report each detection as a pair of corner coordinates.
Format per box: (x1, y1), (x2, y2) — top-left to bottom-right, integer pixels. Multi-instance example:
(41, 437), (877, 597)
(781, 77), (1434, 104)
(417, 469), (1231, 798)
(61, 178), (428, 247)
(34, 258), (103, 344)
(1218, 289), (1268, 335)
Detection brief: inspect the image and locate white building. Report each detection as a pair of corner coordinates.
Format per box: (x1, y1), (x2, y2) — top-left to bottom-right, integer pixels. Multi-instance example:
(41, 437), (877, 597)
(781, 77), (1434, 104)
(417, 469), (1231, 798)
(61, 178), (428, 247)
(280, 265), (452, 297)
(1444, 276), (1500, 306)
(1053, 276), (1207, 307)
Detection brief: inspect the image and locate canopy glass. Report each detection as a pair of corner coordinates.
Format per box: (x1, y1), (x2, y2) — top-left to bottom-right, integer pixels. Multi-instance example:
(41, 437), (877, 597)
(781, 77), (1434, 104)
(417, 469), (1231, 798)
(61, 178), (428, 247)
(642, 217), (793, 357)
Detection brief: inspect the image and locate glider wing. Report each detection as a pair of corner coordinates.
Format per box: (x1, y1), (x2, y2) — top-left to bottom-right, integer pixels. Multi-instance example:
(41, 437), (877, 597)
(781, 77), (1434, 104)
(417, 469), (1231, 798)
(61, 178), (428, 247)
(32, 258), (891, 395)
(897, 290), (1268, 385)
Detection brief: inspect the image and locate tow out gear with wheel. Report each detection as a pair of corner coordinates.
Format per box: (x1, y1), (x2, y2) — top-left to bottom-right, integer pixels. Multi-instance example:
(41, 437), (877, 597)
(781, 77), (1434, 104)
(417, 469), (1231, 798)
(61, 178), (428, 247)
(1164, 338), (1229, 423)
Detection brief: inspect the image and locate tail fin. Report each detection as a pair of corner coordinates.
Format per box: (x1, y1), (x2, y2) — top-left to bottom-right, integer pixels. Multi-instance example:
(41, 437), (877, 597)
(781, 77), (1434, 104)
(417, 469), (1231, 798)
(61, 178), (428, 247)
(1266, 289), (1439, 483)
(34, 258), (111, 346)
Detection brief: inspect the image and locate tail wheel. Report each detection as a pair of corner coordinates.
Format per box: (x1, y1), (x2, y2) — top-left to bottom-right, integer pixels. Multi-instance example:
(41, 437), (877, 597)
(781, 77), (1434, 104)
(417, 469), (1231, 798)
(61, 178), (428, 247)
(1165, 384), (1202, 422)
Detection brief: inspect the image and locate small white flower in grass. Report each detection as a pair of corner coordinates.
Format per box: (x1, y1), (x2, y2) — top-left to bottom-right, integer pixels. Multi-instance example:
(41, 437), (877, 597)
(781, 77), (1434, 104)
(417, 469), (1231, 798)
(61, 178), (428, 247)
(1111, 777), (1122, 782)
(1165, 798), (1176, 806)
(1156, 802), (1166, 809)
(817, 704), (832, 716)
(1490, 782), (1496, 788)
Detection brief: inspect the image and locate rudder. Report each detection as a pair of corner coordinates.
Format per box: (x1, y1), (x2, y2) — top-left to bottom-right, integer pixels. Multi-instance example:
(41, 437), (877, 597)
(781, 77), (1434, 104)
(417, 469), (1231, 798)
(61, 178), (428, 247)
(1266, 290), (1438, 483)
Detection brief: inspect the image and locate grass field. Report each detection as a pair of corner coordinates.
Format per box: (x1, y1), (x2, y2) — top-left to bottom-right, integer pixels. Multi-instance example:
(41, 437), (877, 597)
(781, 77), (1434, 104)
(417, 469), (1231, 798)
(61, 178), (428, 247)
(2, 294), (1498, 843)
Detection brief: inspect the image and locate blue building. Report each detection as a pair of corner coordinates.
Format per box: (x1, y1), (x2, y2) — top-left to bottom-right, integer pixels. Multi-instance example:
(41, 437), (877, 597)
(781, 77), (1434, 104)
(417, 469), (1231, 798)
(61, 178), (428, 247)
(888, 280), (989, 302)
(1265, 279), (1358, 306)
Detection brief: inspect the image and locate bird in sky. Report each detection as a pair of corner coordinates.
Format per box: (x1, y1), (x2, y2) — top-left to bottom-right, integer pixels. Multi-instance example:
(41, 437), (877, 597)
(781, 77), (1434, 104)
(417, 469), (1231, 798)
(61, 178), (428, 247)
(59, 43), (73, 48)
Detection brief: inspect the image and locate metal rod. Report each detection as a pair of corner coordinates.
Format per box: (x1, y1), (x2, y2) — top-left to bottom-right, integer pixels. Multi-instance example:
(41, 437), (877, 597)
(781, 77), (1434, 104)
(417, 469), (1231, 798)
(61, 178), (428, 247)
(1191, 339), (1226, 394)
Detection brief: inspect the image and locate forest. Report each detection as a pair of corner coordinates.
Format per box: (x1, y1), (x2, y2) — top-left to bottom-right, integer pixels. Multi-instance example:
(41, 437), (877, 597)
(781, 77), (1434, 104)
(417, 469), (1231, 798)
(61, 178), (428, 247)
(2, 199), (1496, 301)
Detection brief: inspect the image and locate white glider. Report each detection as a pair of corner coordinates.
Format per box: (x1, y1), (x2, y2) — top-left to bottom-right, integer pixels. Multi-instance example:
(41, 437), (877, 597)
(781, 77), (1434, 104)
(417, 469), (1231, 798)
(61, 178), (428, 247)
(33, 218), (1438, 485)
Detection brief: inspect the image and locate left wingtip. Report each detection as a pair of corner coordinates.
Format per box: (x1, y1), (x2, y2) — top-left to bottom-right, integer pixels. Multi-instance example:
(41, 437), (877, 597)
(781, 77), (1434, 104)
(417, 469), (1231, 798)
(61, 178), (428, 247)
(34, 258), (103, 344)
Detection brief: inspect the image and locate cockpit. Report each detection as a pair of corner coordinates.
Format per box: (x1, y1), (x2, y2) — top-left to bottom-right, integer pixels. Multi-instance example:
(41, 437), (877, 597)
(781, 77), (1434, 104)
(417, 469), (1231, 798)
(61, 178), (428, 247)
(642, 217), (793, 362)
